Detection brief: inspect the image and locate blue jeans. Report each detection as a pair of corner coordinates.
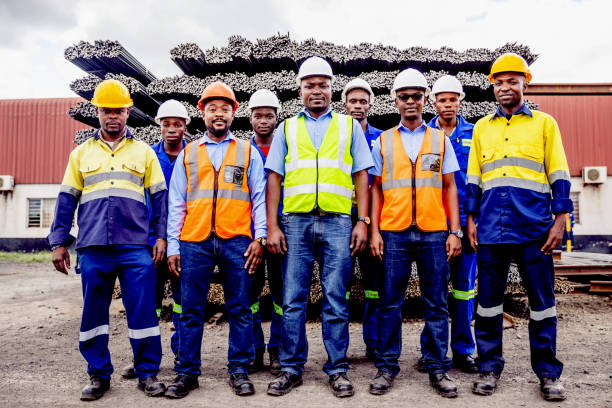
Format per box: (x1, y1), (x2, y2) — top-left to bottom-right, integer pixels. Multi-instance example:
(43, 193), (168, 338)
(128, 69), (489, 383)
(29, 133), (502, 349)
(376, 228), (452, 376)
(280, 213), (353, 376)
(177, 235), (254, 377)
(475, 238), (563, 378)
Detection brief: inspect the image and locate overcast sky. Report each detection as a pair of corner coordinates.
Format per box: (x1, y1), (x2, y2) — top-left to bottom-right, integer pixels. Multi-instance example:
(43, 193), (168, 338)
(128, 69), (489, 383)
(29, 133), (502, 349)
(0, 0), (610, 99)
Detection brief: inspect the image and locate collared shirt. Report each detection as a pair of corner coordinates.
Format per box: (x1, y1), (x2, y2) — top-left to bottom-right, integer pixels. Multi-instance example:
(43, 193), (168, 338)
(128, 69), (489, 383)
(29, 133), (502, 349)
(428, 115), (474, 226)
(251, 135), (284, 216)
(48, 129), (168, 249)
(465, 104), (573, 244)
(369, 122), (460, 177)
(364, 122), (383, 151)
(167, 131), (267, 256)
(264, 107), (374, 176)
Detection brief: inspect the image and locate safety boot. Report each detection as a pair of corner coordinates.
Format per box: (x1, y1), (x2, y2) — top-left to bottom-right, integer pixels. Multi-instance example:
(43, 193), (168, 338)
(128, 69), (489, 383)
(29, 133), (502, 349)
(165, 375), (198, 399)
(540, 377), (566, 401)
(430, 372), (458, 398)
(472, 372), (500, 396)
(137, 376), (166, 397)
(229, 373), (255, 396)
(120, 363), (136, 379)
(80, 376), (110, 401)
(329, 373), (354, 398)
(369, 369), (394, 395)
(268, 347), (281, 376)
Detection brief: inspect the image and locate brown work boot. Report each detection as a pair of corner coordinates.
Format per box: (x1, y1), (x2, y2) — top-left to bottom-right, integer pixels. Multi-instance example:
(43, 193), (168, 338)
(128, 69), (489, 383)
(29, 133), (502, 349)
(472, 372), (500, 396)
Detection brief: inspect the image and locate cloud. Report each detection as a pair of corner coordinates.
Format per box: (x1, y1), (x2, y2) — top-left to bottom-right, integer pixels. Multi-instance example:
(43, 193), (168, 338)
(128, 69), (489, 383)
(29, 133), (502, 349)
(465, 11), (488, 22)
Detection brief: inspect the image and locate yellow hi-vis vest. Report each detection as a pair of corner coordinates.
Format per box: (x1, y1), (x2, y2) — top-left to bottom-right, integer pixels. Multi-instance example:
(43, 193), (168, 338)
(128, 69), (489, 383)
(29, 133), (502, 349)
(283, 112), (354, 214)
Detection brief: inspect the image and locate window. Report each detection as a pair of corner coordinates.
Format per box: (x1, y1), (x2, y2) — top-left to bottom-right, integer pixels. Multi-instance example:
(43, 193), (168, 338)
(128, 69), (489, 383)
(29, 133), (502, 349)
(27, 198), (56, 228)
(570, 192), (580, 224)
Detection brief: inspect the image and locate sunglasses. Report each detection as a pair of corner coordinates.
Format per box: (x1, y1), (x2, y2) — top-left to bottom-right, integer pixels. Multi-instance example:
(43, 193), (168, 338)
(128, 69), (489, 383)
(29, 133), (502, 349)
(397, 93), (424, 102)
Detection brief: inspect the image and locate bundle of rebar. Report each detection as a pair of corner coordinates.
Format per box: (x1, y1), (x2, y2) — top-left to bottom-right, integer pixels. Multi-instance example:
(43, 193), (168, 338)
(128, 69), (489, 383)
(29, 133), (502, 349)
(68, 101), (156, 128)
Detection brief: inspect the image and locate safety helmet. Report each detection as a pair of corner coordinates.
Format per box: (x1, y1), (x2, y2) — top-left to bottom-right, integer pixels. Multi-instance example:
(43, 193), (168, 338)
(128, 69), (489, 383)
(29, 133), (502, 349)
(197, 81), (239, 112)
(247, 89), (281, 113)
(295, 56), (335, 86)
(91, 79), (133, 108)
(430, 75), (465, 101)
(341, 78), (375, 104)
(391, 69), (430, 99)
(488, 53), (532, 83)
(155, 99), (191, 125)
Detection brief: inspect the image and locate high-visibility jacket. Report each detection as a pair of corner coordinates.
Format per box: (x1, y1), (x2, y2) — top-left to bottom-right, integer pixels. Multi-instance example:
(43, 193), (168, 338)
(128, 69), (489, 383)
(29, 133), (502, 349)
(380, 126), (447, 232)
(180, 138), (252, 241)
(283, 112), (354, 214)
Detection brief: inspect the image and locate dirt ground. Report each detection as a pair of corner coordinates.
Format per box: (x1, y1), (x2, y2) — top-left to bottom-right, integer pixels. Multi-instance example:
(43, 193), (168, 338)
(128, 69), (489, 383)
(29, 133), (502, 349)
(1, 261), (611, 408)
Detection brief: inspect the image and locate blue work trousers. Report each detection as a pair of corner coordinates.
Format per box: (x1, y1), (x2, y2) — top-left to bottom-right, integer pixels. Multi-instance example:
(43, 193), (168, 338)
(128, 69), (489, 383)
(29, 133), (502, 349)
(77, 246), (161, 381)
(250, 248), (283, 351)
(376, 228), (452, 376)
(177, 235), (254, 377)
(279, 213), (353, 376)
(475, 238), (563, 379)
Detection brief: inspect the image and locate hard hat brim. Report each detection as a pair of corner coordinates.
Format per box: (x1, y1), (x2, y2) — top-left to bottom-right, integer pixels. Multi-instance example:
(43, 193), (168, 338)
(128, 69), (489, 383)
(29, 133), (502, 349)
(488, 71), (532, 83)
(91, 100), (133, 108)
(198, 97), (239, 112)
(155, 116), (191, 125)
(296, 74), (335, 86)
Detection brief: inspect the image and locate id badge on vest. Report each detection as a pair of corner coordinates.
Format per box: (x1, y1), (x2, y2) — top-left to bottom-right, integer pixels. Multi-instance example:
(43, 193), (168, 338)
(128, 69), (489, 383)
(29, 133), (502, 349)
(421, 153), (441, 172)
(224, 165), (245, 185)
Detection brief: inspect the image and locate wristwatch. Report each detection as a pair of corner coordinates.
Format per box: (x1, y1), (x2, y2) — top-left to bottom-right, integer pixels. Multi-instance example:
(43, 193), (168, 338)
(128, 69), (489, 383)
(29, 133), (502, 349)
(450, 229), (464, 239)
(358, 216), (371, 225)
(257, 237), (267, 247)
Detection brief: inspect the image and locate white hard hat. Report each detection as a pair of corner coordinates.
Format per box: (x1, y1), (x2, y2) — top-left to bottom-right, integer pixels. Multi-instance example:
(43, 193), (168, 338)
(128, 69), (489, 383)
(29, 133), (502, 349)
(430, 75), (465, 101)
(296, 56), (335, 86)
(155, 99), (190, 125)
(341, 78), (375, 104)
(247, 89), (281, 113)
(391, 68), (430, 99)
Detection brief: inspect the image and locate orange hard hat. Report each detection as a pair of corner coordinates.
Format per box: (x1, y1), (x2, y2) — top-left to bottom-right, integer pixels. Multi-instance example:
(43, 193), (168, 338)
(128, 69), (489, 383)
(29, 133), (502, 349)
(197, 81), (239, 111)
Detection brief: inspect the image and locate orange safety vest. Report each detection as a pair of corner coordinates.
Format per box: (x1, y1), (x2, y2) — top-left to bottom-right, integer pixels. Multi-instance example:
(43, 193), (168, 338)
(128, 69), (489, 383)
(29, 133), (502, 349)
(380, 126), (447, 232)
(180, 138), (252, 241)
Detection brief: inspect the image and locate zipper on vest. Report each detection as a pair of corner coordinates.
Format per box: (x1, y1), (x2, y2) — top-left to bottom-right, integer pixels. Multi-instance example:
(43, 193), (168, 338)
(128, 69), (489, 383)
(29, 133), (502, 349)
(314, 151), (319, 209)
(411, 161), (417, 226)
(212, 168), (219, 233)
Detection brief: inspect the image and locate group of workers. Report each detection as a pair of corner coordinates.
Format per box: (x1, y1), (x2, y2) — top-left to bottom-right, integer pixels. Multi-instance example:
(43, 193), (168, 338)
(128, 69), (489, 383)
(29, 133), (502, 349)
(48, 52), (572, 402)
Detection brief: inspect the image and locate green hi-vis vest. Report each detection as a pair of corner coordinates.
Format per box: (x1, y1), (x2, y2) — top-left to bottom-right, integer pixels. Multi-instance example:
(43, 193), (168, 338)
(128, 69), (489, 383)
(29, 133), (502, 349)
(283, 112), (354, 214)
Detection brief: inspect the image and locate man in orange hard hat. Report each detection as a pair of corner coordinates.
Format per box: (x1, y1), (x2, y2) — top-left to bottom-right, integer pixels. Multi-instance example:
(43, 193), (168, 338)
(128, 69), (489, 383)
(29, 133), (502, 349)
(466, 53), (571, 401)
(165, 81), (267, 398)
(48, 79), (168, 400)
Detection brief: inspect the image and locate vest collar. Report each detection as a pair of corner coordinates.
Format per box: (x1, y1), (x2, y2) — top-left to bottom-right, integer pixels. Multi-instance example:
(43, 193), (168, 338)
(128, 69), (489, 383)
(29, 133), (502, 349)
(200, 131), (235, 145)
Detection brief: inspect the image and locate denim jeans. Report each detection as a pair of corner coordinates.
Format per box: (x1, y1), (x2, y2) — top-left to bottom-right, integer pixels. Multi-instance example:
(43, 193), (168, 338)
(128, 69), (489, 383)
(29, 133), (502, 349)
(177, 235), (254, 377)
(376, 228), (452, 376)
(279, 213), (353, 376)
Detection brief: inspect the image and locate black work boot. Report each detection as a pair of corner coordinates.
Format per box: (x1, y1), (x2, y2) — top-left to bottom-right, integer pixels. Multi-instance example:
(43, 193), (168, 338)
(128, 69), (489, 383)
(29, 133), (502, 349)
(540, 377), (567, 401)
(472, 372), (500, 396)
(430, 372), (458, 398)
(165, 375), (199, 399)
(453, 354), (479, 373)
(268, 348), (281, 376)
(267, 372), (303, 396)
(249, 348), (265, 373)
(120, 363), (136, 379)
(329, 373), (354, 398)
(137, 376), (166, 397)
(369, 369), (394, 395)
(229, 372), (255, 396)
(80, 376), (110, 401)
(415, 356), (427, 373)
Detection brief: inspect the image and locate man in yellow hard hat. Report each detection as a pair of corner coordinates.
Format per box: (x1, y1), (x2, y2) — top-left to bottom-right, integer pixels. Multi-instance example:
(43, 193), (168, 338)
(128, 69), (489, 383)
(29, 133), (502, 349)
(48, 79), (168, 400)
(466, 53), (571, 401)
(165, 81), (267, 398)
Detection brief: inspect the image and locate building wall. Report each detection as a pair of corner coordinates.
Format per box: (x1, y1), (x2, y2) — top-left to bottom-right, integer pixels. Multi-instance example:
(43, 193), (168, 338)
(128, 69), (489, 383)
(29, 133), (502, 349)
(571, 176), (612, 236)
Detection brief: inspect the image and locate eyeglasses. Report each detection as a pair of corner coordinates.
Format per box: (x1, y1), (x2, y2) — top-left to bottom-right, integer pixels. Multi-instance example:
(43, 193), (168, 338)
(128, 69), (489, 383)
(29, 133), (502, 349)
(397, 93), (424, 102)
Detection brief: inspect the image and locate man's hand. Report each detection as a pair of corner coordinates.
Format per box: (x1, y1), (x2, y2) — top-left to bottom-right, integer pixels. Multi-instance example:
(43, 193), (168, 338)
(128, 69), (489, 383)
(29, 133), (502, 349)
(152, 239), (166, 265)
(52, 246), (71, 275)
(446, 234), (462, 262)
(350, 221), (368, 256)
(267, 225), (287, 256)
(168, 254), (181, 277)
(244, 240), (263, 274)
(370, 230), (384, 261)
(467, 215), (478, 253)
(541, 213), (567, 255)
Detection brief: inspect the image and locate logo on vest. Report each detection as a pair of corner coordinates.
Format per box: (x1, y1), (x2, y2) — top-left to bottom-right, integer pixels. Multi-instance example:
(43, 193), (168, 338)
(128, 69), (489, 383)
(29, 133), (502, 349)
(421, 153), (441, 172)
(224, 165), (245, 185)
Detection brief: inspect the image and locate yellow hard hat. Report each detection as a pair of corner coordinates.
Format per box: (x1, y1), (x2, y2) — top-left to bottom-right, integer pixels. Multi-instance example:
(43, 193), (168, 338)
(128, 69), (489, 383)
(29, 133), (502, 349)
(91, 79), (134, 108)
(488, 53), (532, 83)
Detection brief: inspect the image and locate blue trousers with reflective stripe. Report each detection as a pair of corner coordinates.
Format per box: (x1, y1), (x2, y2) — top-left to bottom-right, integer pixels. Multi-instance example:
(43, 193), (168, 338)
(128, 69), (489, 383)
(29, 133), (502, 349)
(77, 246), (161, 381)
(475, 238), (563, 378)
(154, 261), (181, 358)
(250, 250), (283, 351)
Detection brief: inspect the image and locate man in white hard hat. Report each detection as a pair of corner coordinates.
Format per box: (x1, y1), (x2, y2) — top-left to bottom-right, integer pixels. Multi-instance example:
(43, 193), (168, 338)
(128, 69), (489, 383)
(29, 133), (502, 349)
(368, 68), (462, 398)
(342, 78), (383, 360)
(418, 75), (478, 374)
(265, 56), (374, 397)
(246, 89), (284, 376)
(121, 99), (191, 380)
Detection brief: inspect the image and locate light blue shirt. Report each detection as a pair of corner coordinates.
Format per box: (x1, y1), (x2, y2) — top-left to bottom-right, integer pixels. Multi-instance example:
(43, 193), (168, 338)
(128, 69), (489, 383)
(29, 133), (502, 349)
(369, 122), (459, 176)
(264, 107), (374, 176)
(167, 131), (267, 256)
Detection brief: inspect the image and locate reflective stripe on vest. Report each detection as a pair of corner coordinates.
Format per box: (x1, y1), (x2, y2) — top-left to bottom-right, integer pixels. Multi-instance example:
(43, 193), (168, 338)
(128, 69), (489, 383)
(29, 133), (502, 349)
(283, 112), (354, 214)
(380, 126), (447, 232)
(180, 138), (252, 241)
